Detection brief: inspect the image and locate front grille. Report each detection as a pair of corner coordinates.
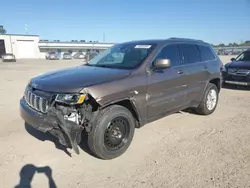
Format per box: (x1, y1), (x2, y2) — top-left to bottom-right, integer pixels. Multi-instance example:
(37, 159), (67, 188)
(228, 68), (250, 76)
(24, 90), (48, 113)
(231, 75), (246, 81)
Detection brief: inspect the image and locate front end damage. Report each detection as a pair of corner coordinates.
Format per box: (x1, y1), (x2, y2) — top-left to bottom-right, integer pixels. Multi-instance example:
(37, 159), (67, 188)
(21, 91), (100, 154)
(45, 95), (101, 154)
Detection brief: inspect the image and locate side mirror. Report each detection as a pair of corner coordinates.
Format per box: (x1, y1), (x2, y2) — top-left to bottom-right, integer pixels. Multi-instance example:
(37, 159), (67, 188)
(231, 58), (236, 61)
(153, 59), (171, 69)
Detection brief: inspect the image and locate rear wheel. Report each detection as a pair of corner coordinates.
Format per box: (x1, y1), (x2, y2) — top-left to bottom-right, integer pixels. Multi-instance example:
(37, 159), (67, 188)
(196, 83), (219, 115)
(87, 105), (135, 160)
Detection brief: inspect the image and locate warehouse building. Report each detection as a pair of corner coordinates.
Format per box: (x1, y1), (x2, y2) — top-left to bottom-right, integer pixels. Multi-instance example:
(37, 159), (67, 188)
(0, 34), (114, 59)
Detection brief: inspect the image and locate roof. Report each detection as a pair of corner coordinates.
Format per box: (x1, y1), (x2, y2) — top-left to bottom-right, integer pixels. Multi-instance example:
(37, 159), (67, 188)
(120, 39), (165, 45)
(167, 37), (204, 43)
(118, 37), (206, 46)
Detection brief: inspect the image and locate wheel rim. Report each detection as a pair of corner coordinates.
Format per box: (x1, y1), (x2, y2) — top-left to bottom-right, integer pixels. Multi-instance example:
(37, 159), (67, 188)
(104, 116), (130, 151)
(206, 89), (217, 111)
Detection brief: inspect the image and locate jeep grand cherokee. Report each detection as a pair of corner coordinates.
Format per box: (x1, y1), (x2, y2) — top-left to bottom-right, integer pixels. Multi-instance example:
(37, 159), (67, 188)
(20, 38), (222, 159)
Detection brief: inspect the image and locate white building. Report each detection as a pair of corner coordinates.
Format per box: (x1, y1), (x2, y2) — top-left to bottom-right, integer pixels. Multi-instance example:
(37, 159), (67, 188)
(0, 34), (114, 59)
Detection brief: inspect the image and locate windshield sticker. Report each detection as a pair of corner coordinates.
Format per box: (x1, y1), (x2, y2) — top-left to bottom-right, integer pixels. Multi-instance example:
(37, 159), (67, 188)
(134, 45), (152, 49)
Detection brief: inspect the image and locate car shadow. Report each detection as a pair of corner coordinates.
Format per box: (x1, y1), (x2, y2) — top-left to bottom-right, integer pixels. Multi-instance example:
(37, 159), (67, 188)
(15, 164), (57, 188)
(24, 123), (96, 158)
(24, 123), (72, 157)
(222, 84), (250, 90)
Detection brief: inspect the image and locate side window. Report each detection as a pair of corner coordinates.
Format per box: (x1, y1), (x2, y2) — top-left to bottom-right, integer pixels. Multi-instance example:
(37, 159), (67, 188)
(179, 44), (201, 64)
(156, 45), (181, 66)
(198, 45), (215, 61)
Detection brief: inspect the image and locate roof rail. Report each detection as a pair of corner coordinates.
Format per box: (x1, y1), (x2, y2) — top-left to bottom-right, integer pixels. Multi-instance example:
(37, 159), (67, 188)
(168, 37), (204, 42)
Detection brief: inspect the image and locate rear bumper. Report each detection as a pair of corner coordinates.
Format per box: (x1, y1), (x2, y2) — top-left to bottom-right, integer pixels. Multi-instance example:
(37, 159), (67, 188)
(47, 57), (59, 60)
(2, 59), (16, 62)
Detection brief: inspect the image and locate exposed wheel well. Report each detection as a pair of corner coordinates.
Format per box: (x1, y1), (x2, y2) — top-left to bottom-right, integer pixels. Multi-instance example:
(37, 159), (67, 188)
(209, 78), (221, 92)
(104, 99), (140, 127)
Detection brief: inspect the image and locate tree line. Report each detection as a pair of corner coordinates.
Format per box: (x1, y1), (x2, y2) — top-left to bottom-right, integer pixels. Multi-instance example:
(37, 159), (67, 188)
(213, 41), (250, 47)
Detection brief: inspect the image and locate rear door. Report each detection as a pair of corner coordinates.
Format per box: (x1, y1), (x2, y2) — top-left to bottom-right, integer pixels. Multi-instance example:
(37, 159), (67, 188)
(197, 44), (217, 85)
(146, 44), (189, 120)
(178, 43), (205, 104)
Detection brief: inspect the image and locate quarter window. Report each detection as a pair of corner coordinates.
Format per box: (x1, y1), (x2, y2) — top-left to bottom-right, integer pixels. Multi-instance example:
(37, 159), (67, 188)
(179, 44), (201, 64)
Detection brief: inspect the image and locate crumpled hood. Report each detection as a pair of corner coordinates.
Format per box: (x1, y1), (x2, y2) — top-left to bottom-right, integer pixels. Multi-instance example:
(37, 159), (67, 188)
(30, 65), (131, 93)
(227, 61), (250, 69)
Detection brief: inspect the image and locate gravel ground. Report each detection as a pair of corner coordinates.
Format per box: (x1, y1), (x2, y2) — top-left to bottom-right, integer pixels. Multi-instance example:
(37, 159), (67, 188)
(1, 57), (250, 188)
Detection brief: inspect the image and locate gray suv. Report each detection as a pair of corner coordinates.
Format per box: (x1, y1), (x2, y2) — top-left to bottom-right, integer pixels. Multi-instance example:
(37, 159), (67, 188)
(20, 38), (222, 159)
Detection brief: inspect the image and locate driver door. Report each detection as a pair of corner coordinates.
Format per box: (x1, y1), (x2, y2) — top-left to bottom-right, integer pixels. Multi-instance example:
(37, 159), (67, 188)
(146, 44), (189, 120)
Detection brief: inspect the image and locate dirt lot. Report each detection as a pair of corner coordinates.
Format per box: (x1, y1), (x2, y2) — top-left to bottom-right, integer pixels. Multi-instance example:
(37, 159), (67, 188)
(1, 56), (250, 188)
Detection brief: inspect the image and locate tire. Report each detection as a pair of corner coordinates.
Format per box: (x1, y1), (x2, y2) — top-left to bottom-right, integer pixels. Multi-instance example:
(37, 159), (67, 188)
(87, 105), (135, 160)
(195, 83), (219, 115)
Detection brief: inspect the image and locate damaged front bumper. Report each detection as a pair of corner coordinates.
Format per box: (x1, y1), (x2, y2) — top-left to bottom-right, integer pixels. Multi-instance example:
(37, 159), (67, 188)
(20, 98), (84, 154)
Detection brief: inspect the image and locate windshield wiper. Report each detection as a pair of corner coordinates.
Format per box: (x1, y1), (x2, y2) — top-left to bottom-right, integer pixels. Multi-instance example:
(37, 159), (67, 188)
(94, 64), (111, 68)
(84, 64), (129, 69)
(85, 64), (114, 68)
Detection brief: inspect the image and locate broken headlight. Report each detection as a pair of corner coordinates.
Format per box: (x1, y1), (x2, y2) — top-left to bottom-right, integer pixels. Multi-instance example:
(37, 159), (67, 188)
(55, 94), (87, 105)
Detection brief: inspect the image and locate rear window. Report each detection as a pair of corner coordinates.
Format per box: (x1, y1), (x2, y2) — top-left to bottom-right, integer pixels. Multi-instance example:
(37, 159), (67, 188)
(178, 44), (201, 64)
(198, 45), (215, 61)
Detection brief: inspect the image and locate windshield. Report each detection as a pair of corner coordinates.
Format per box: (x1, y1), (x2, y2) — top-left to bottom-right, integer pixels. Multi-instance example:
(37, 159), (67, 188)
(235, 51), (250, 62)
(86, 43), (155, 69)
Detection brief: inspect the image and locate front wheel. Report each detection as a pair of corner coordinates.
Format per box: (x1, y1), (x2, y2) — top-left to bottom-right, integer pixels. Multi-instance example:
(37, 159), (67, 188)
(196, 83), (219, 115)
(87, 105), (135, 160)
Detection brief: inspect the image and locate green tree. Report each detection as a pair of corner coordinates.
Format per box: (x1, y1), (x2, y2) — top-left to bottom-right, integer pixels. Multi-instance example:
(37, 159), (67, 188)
(242, 41), (250, 46)
(232, 42), (238, 47)
(218, 43), (225, 47)
(0, 25), (6, 34)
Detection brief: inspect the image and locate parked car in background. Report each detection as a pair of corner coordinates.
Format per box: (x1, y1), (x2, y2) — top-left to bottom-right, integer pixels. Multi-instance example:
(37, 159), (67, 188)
(63, 52), (72, 60)
(73, 52), (85, 59)
(46, 52), (59, 60)
(20, 38), (222, 160)
(45, 52), (52, 59)
(2, 53), (16, 62)
(222, 49), (250, 86)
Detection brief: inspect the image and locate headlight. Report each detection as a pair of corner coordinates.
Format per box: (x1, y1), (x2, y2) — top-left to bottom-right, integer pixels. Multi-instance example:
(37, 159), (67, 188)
(55, 94), (87, 105)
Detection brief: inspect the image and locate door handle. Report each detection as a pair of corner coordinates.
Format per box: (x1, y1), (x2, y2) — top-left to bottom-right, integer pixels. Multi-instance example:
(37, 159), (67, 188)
(203, 64), (208, 69)
(177, 70), (184, 74)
